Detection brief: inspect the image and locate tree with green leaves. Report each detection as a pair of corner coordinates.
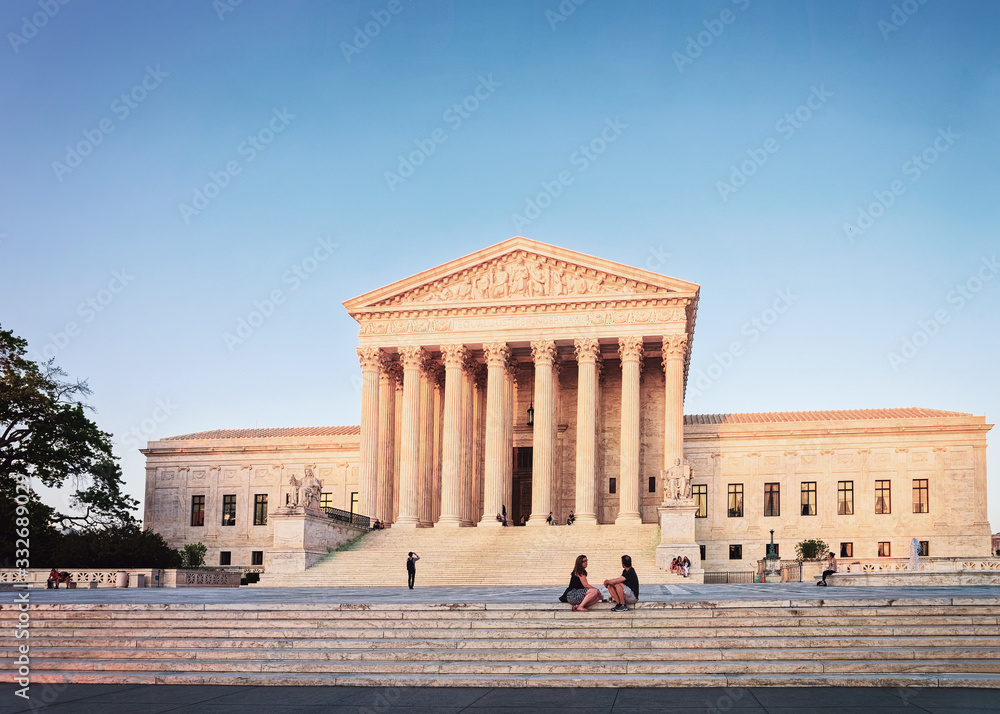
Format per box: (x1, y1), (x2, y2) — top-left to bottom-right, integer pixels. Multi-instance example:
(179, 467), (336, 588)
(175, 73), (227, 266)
(795, 538), (830, 561)
(1, 325), (139, 539)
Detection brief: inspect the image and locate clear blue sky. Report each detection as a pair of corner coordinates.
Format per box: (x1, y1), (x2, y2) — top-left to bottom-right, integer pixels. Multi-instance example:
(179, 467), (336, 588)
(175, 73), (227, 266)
(2, 0), (998, 530)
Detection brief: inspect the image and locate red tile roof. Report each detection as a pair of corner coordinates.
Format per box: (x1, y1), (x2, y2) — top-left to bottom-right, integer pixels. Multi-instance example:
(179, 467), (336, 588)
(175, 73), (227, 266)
(163, 426), (361, 440)
(684, 408), (972, 425)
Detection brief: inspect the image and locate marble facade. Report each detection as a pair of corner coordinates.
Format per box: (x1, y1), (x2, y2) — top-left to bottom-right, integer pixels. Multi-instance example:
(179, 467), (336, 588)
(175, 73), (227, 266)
(141, 238), (993, 572)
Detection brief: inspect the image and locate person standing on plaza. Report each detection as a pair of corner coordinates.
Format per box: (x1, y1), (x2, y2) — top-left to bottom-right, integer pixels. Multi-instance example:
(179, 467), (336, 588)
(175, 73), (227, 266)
(818, 551), (837, 586)
(406, 552), (420, 589)
(604, 555), (639, 612)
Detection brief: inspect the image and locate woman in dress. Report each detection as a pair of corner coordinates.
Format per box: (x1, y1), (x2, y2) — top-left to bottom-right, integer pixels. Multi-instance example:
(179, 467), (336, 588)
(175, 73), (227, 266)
(563, 555), (602, 612)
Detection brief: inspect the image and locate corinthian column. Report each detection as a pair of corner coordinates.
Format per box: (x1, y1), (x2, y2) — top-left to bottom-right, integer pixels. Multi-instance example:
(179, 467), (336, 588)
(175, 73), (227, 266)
(437, 344), (467, 526)
(418, 357), (438, 527)
(574, 338), (600, 525)
(503, 353), (517, 518)
(528, 340), (557, 526)
(356, 347), (383, 520)
(376, 357), (400, 524)
(662, 333), (688, 504)
(480, 341), (510, 525)
(395, 346), (425, 527)
(617, 336), (643, 525)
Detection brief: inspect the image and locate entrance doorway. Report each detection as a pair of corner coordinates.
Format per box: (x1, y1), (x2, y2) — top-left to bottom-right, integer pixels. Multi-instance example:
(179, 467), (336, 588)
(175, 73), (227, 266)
(512, 447), (532, 525)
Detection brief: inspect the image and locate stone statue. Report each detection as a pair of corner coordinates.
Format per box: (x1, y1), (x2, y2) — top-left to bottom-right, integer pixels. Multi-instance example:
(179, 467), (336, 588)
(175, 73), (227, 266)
(910, 537), (921, 570)
(664, 458), (693, 501)
(301, 466), (323, 511)
(288, 473), (304, 507)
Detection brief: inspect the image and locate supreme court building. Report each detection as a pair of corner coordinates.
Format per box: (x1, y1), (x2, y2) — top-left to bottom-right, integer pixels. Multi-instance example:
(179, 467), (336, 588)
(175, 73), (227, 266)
(142, 238), (994, 570)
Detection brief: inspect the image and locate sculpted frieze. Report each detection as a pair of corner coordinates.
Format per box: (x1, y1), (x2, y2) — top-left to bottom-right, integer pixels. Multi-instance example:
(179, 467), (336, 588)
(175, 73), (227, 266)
(374, 250), (674, 307)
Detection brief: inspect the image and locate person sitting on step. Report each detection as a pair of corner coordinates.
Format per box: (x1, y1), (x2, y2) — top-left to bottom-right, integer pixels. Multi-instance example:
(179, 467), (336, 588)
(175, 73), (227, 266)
(559, 555), (602, 612)
(682, 556), (691, 578)
(604, 555), (639, 612)
(496, 512), (507, 526)
(47, 569), (72, 589)
(546, 511), (554, 525)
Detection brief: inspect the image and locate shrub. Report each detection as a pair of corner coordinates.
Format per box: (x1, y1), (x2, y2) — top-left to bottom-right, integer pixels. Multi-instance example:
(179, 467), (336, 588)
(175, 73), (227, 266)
(795, 539), (829, 561)
(56, 525), (182, 569)
(179, 542), (207, 568)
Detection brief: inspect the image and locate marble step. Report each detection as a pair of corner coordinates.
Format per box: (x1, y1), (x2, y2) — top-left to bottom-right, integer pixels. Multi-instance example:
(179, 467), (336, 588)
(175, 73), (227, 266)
(27, 670), (1000, 688)
(18, 646), (1000, 663)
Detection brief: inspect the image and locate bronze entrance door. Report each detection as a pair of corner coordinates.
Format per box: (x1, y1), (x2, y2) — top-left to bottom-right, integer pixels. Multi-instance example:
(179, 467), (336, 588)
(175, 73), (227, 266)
(512, 447), (532, 525)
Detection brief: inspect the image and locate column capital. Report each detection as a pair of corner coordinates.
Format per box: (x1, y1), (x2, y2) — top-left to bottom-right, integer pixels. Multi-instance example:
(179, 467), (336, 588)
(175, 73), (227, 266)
(618, 336), (644, 363)
(505, 351), (519, 377)
(484, 341), (510, 368)
(574, 337), (601, 364)
(440, 344), (468, 367)
(357, 346), (385, 371)
(399, 345), (427, 371)
(661, 334), (689, 365)
(461, 351), (479, 375)
(381, 357), (403, 384)
(530, 340), (557, 366)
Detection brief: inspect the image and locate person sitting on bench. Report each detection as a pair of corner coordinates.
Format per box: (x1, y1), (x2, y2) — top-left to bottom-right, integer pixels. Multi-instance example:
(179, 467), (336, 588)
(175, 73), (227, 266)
(47, 569), (72, 589)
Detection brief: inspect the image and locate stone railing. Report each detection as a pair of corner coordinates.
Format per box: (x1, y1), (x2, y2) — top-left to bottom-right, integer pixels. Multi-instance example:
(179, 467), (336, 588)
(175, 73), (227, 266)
(1, 568), (241, 588)
(838, 557), (1000, 573)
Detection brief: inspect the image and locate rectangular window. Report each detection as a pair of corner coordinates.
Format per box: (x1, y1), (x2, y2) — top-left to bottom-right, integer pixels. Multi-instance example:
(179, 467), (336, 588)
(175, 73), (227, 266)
(320, 492), (332, 510)
(350, 491), (358, 516)
(699, 544), (706, 561)
(838, 481), (854, 515)
(219, 551), (231, 566)
(912, 479), (929, 513)
(727, 484), (743, 518)
(875, 480), (891, 514)
(222, 495), (236, 526)
(840, 542), (853, 558)
(729, 544), (743, 560)
(253, 494), (268, 526)
(800, 482), (817, 516)
(648, 476), (656, 494)
(251, 551), (263, 566)
(609, 477), (616, 494)
(878, 541), (891, 557)
(692, 484), (707, 518)
(764, 483), (780, 517)
(919, 540), (929, 557)
(190, 495), (205, 527)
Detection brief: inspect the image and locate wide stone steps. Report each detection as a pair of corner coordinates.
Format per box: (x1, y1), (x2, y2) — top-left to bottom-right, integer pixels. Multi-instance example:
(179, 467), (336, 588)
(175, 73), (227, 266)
(257, 524), (686, 587)
(6, 600), (999, 687)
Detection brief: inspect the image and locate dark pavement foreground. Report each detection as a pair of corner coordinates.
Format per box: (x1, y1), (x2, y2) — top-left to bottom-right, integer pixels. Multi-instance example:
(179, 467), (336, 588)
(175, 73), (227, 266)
(2, 684), (999, 713)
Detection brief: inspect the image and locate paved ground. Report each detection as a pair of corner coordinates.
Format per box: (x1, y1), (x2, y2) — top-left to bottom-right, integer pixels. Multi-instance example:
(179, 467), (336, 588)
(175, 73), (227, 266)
(2, 684), (998, 713)
(15, 583), (1000, 605)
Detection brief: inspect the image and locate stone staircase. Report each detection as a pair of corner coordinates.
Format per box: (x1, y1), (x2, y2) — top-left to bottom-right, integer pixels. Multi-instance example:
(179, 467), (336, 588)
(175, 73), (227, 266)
(7, 599), (1000, 687)
(257, 524), (692, 587)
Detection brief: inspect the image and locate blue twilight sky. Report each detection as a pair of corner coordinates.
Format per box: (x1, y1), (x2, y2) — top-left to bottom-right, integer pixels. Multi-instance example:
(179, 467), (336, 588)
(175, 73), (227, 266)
(1, 0), (998, 529)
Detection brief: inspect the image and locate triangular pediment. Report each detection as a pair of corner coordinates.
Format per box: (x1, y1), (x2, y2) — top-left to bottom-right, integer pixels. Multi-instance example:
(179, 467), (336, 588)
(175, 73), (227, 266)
(343, 237), (699, 313)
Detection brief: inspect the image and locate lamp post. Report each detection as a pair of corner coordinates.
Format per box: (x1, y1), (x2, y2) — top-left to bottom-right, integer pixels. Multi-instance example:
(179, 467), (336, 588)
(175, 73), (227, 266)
(763, 529), (781, 583)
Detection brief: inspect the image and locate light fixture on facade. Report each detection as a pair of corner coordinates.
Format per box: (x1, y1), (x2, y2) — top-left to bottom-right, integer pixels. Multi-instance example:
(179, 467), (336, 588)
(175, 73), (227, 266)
(527, 402), (534, 427)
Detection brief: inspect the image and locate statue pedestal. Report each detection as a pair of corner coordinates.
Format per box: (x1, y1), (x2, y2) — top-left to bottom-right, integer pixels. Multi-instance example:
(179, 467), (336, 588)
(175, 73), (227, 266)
(264, 508), (367, 575)
(655, 500), (704, 583)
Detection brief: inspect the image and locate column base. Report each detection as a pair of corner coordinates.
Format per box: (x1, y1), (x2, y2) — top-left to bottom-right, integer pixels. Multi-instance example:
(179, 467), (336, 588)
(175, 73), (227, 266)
(436, 516), (462, 527)
(526, 515), (551, 527)
(394, 517), (419, 528)
(478, 517), (506, 527)
(615, 513), (642, 526)
(574, 514), (598, 526)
